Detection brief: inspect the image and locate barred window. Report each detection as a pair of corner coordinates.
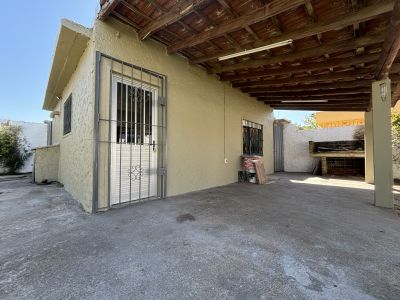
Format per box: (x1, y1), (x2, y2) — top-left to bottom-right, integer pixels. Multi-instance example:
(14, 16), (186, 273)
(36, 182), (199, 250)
(63, 95), (72, 135)
(242, 120), (263, 155)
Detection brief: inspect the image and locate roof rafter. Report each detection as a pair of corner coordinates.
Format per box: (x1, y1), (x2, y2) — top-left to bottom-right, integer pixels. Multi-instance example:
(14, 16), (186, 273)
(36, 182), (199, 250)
(220, 53), (380, 81)
(98, 0), (121, 21)
(259, 95), (370, 101)
(167, 0), (305, 53)
(244, 86), (375, 94)
(189, 0), (394, 64)
(248, 88), (371, 98)
(375, 0), (400, 79)
(139, 0), (210, 40)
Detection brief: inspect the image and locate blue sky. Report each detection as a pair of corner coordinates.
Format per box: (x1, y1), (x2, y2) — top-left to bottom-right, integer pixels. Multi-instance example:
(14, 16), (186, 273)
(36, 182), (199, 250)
(274, 110), (315, 125)
(0, 0), (312, 125)
(0, 0), (98, 123)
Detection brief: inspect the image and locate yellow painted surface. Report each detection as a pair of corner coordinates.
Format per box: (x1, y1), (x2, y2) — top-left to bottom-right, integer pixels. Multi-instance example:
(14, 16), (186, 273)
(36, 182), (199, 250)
(55, 41), (95, 212)
(46, 31), (96, 212)
(42, 18), (274, 211)
(44, 20), (92, 110)
(34, 145), (59, 183)
(93, 18), (274, 208)
(372, 79), (393, 208)
(364, 111), (374, 184)
(316, 112), (365, 128)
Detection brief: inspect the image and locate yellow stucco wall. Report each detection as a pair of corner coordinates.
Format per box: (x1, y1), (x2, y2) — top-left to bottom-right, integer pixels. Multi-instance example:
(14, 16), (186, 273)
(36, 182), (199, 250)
(34, 145), (60, 183)
(316, 112), (365, 128)
(51, 102), (62, 145)
(49, 41), (96, 212)
(93, 18), (274, 208)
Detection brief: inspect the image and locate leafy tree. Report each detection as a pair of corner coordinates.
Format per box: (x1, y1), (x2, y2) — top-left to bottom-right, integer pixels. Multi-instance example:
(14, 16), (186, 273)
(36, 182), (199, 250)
(392, 112), (400, 164)
(0, 123), (31, 174)
(299, 113), (319, 130)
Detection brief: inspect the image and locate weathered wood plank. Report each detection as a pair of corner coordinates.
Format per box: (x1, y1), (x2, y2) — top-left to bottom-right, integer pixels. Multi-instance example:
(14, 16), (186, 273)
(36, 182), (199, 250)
(221, 53), (380, 81)
(375, 0), (400, 78)
(167, 0), (304, 53)
(189, 0), (394, 64)
(98, 0), (121, 21)
(139, 0), (210, 40)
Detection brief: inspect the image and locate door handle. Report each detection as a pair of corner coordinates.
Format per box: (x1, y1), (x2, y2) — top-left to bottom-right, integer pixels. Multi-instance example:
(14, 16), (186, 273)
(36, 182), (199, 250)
(152, 140), (156, 152)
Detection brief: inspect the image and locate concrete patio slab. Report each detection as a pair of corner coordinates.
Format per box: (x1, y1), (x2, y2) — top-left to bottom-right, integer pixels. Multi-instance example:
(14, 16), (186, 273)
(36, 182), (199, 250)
(0, 174), (399, 299)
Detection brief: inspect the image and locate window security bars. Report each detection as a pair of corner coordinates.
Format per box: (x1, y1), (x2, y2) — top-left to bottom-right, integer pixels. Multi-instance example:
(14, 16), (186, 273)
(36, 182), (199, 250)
(242, 119), (263, 155)
(93, 53), (167, 212)
(63, 94), (72, 135)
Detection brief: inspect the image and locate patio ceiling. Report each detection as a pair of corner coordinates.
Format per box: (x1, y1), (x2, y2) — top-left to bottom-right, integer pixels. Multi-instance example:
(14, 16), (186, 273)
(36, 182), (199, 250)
(98, 0), (400, 111)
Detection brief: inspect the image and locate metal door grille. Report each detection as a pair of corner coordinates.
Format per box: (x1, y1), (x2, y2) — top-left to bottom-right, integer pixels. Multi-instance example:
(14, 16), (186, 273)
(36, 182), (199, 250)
(93, 52), (167, 212)
(273, 121), (284, 172)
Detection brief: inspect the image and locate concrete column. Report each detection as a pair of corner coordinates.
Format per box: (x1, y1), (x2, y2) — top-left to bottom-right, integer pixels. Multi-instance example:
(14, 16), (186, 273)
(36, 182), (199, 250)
(364, 111), (374, 184)
(371, 79), (394, 208)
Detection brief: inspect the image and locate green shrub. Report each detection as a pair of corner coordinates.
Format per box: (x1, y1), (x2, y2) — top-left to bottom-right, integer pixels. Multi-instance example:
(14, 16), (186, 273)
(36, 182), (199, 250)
(392, 112), (400, 164)
(298, 113), (319, 130)
(0, 123), (31, 174)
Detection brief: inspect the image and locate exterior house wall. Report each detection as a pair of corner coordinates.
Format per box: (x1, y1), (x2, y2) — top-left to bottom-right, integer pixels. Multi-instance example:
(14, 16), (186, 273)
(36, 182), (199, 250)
(48, 41), (96, 212)
(283, 123), (360, 173)
(34, 145), (59, 182)
(93, 18), (274, 208)
(0, 120), (48, 173)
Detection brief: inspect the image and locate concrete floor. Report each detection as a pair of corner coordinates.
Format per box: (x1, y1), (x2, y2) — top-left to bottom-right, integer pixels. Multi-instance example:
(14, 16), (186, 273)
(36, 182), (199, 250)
(1, 174), (400, 299)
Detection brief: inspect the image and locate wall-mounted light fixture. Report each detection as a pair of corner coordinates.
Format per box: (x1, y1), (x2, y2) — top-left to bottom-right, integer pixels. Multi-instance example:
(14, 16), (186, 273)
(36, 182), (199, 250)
(379, 82), (387, 102)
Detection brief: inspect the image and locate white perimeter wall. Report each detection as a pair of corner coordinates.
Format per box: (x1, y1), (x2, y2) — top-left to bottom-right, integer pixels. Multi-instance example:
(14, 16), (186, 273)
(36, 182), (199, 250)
(283, 123), (359, 173)
(0, 119), (48, 173)
(282, 123), (400, 178)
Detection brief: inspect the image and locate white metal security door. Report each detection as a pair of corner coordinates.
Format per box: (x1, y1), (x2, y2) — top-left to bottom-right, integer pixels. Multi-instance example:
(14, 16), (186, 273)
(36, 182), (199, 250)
(110, 76), (158, 205)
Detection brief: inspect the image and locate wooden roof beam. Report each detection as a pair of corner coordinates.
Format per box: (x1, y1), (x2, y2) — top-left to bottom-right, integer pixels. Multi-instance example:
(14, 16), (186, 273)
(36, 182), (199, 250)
(139, 0), (210, 40)
(232, 68), (400, 88)
(221, 53), (380, 81)
(392, 83), (400, 106)
(147, 0), (165, 12)
(240, 80), (374, 92)
(245, 86), (373, 94)
(217, 0), (239, 17)
(257, 94), (370, 101)
(216, 0), (260, 44)
(375, 0), (400, 79)
(351, 0), (367, 37)
(232, 70), (377, 88)
(248, 88), (371, 97)
(189, 0), (394, 64)
(167, 0), (305, 53)
(98, 0), (121, 21)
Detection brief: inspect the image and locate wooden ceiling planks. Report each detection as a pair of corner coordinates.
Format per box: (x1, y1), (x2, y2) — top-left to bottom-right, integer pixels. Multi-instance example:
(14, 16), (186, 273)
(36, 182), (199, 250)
(98, 0), (400, 111)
